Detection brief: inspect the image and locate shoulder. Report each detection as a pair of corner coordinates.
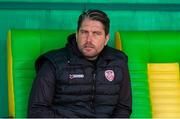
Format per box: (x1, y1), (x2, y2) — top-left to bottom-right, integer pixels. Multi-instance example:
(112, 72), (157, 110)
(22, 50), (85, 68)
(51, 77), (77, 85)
(106, 46), (128, 63)
(35, 48), (68, 71)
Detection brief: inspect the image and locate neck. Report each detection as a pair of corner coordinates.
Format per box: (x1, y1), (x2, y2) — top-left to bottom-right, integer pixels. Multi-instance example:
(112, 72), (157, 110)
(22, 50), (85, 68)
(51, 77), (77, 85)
(86, 56), (98, 61)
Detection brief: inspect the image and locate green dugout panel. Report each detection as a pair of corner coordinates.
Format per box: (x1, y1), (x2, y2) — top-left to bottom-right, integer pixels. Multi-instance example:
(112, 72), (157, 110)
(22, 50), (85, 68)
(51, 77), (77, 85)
(115, 31), (180, 118)
(7, 29), (74, 117)
(1, 0), (180, 117)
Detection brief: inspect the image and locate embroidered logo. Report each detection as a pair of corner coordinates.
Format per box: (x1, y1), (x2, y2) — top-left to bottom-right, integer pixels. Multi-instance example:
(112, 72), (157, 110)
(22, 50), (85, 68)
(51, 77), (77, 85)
(69, 74), (84, 79)
(105, 70), (115, 81)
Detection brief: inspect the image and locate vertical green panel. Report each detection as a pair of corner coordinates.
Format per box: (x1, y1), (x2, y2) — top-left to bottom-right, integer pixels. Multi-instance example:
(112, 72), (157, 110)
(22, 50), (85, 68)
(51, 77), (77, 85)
(120, 31), (152, 118)
(12, 30), (40, 117)
(12, 30), (73, 117)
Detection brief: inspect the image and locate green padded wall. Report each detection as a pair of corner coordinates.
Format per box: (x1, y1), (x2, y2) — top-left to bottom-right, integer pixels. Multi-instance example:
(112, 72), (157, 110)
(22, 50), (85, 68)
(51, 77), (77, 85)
(1, 1), (180, 117)
(148, 31), (180, 62)
(9, 29), (74, 117)
(120, 31), (180, 63)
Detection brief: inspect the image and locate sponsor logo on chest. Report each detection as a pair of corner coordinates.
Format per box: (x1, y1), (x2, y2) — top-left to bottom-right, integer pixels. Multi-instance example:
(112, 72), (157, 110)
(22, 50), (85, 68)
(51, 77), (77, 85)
(69, 74), (84, 79)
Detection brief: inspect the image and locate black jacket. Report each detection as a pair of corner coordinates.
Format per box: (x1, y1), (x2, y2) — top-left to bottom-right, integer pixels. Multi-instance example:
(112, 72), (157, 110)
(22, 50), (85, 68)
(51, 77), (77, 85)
(28, 33), (132, 118)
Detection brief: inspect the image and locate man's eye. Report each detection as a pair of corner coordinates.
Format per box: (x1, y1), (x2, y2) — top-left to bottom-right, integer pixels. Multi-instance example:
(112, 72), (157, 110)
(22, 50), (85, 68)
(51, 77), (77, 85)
(81, 30), (87, 34)
(94, 32), (102, 36)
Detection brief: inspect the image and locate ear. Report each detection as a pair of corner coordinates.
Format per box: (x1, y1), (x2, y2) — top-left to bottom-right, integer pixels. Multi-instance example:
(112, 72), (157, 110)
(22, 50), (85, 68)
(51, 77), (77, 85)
(105, 33), (110, 45)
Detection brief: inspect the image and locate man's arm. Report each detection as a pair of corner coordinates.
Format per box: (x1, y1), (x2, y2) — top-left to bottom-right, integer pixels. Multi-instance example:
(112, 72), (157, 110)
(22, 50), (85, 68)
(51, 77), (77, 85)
(112, 60), (132, 118)
(28, 60), (60, 117)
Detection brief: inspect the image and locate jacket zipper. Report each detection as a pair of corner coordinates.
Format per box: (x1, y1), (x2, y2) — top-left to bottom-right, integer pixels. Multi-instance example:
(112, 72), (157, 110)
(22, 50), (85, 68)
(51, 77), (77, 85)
(91, 71), (96, 112)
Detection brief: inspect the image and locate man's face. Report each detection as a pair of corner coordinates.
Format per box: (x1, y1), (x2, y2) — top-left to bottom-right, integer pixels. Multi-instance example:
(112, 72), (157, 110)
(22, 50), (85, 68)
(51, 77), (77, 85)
(76, 18), (109, 60)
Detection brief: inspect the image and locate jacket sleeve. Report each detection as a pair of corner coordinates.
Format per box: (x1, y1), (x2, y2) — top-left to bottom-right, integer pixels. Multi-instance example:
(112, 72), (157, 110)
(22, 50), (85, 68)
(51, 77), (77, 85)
(28, 60), (62, 117)
(112, 59), (132, 118)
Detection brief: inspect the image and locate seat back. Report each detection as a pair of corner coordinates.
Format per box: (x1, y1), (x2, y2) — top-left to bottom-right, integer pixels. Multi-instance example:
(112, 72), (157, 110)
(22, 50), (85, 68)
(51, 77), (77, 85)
(115, 31), (180, 118)
(7, 29), (74, 117)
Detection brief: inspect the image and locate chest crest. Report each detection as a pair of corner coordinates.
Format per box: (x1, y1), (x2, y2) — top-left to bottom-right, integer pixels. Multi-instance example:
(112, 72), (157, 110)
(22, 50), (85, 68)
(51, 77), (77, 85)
(104, 69), (115, 82)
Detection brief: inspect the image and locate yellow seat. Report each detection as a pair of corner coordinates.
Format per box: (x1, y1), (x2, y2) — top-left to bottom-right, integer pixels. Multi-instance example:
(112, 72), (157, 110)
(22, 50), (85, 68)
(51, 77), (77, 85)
(148, 63), (180, 118)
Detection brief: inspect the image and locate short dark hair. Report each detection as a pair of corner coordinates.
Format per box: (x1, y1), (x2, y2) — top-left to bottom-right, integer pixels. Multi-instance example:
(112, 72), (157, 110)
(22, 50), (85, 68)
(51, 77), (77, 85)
(77, 9), (110, 35)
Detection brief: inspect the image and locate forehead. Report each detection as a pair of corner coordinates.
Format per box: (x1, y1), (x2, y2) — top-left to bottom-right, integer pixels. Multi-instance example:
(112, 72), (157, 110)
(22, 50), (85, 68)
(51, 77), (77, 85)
(80, 18), (104, 30)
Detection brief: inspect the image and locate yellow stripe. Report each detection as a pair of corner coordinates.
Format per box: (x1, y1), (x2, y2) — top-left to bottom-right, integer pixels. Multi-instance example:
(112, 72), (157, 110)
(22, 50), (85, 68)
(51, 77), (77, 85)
(7, 30), (15, 117)
(115, 32), (122, 51)
(148, 63), (180, 118)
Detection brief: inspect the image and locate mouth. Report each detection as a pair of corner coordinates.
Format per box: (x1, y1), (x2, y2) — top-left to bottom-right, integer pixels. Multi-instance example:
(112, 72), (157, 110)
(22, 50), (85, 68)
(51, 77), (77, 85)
(82, 43), (95, 52)
(84, 47), (93, 52)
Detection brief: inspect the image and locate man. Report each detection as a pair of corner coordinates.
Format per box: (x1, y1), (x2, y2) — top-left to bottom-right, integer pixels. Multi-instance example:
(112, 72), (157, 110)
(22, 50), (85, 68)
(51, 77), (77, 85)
(28, 9), (132, 118)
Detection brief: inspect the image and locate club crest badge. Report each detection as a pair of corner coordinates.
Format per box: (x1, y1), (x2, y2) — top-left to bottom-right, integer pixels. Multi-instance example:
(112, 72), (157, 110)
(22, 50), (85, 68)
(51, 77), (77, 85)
(105, 70), (115, 81)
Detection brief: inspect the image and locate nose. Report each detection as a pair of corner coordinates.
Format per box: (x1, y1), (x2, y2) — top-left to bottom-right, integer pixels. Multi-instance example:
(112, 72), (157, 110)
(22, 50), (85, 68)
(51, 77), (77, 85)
(87, 33), (93, 42)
